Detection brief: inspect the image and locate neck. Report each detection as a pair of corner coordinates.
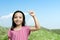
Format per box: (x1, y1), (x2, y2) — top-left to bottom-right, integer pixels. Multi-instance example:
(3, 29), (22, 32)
(16, 24), (22, 28)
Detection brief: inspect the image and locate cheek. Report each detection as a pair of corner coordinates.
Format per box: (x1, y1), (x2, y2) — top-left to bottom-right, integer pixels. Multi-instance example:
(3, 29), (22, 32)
(14, 18), (17, 22)
(20, 18), (23, 22)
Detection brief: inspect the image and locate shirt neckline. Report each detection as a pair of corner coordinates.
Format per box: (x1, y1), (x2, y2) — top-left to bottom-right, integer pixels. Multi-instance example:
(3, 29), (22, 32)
(13, 26), (23, 32)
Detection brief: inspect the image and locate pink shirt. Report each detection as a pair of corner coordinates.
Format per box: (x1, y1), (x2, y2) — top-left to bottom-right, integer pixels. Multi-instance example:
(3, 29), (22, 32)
(8, 26), (31, 40)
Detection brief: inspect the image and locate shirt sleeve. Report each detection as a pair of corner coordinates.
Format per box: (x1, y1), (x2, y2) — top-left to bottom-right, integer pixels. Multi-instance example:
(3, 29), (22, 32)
(26, 26), (31, 35)
(8, 29), (12, 38)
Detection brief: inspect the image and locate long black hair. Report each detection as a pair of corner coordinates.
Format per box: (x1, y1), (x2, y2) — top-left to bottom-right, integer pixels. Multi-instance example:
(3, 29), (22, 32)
(11, 10), (25, 30)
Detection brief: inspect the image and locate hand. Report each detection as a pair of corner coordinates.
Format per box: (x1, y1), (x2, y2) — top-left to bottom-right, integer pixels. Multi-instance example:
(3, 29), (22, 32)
(29, 10), (36, 17)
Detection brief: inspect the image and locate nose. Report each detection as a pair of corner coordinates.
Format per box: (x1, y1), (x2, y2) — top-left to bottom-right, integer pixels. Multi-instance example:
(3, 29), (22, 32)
(16, 17), (20, 20)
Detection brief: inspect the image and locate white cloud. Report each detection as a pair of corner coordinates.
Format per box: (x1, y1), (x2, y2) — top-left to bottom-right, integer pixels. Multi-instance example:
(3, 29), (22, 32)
(26, 18), (34, 26)
(24, 12), (29, 15)
(0, 12), (29, 19)
(0, 13), (13, 19)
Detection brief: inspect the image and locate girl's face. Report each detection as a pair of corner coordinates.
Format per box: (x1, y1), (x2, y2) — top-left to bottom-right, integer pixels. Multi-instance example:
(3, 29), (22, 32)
(14, 12), (23, 26)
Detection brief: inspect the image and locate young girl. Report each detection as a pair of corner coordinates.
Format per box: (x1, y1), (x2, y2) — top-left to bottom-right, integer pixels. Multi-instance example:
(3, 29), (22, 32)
(8, 10), (40, 40)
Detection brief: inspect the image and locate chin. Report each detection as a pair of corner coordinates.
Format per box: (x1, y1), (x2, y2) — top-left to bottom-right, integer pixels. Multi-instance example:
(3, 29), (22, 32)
(16, 23), (21, 25)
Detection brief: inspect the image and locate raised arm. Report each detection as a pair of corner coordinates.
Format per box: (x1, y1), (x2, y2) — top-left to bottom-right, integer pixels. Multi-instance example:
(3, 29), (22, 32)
(29, 10), (40, 31)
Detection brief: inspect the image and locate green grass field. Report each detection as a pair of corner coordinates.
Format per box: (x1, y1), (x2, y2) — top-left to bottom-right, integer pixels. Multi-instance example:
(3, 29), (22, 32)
(0, 26), (60, 40)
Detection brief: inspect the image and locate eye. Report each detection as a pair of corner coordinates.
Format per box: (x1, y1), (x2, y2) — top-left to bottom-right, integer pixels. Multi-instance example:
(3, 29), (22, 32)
(19, 17), (22, 18)
(14, 16), (17, 18)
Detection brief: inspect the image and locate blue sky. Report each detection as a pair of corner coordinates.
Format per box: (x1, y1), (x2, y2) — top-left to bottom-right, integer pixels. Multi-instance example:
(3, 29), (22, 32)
(0, 0), (60, 29)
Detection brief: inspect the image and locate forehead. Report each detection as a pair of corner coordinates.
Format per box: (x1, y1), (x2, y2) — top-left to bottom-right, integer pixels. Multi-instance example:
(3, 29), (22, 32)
(14, 12), (23, 16)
